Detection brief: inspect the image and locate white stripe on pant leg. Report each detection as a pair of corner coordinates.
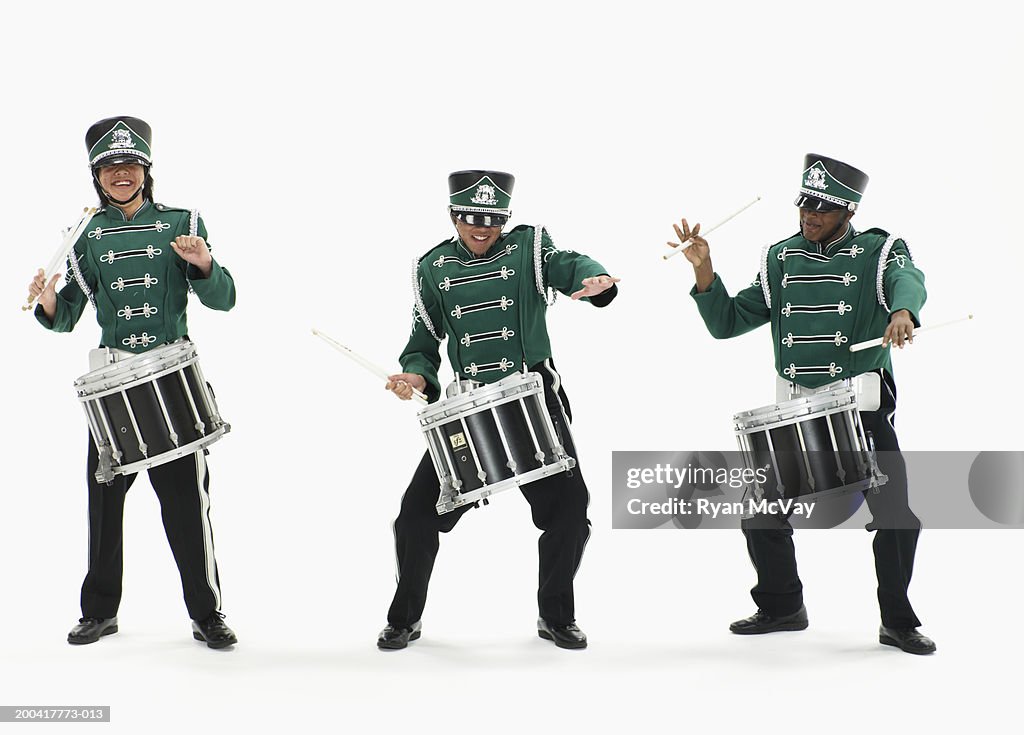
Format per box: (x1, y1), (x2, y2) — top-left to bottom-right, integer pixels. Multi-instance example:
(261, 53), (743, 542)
(195, 450), (222, 611)
(541, 359), (590, 578)
(541, 359), (575, 446)
(882, 370), (897, 430)
(543, 357), (561, 395)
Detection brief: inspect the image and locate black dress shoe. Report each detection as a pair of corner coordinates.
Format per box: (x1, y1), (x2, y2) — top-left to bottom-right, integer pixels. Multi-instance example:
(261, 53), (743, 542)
(537, 619), (588, 649)
(377, 621), (422, 650)
(68, 616), (118, 645)
(729, 606), (809, 635)
(192, 611), (237, 649)
(879, 626), (936, 655)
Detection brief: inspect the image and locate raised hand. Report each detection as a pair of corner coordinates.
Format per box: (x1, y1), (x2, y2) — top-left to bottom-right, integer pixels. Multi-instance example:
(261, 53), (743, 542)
(27, 268), (61, 318)
(669, 217), (714, 292)
(171, 235), (213, 277)
(570, 275), (621, 300)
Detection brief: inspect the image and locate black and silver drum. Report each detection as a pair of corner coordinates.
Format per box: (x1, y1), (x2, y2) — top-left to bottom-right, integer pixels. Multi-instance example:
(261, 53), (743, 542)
(75, 341), (230, 483)
(733, 385), (886, 503)
(417, 372), (575, 515)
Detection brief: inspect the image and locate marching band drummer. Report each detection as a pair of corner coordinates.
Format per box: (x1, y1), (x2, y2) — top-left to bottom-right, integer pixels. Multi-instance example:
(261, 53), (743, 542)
(378, 170), (619, 650)
(673, 154), (935, 654)
(26, 117), (239, 648)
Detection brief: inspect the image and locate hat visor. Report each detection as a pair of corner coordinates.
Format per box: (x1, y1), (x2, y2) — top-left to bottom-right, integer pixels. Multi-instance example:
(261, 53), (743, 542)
(794, 194), (846, 212)
(452, 210), (508, 228)
(92, 153), (150, 169)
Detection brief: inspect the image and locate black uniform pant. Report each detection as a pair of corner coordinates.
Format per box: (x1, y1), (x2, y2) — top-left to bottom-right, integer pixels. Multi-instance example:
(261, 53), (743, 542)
(82, 440), (223, 621)
(387, 364), (591, 628)
(741, 370), (923, 629)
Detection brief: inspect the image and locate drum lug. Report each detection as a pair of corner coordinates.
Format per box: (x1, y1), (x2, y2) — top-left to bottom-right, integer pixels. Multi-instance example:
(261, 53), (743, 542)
(436, 498), (457, 514)
(94, 443), (115, 484)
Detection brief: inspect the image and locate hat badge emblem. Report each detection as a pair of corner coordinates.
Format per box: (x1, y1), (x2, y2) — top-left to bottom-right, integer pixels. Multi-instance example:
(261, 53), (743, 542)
(470, 184), (498, 206)
(109, 129), (136, 150)
(805, 166), (828, 190)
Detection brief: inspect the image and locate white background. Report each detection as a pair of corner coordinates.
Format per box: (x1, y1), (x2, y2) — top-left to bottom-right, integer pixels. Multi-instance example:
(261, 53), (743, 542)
(2, 1), (1021, 732)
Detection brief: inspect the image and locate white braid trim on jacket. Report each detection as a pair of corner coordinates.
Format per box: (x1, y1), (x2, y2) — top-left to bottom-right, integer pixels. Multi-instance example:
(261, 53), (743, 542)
(533, 225), (557, 306)
(411, 257), (442, 342)
(759, 244), (772, 309)
(876, 234), (914, 312)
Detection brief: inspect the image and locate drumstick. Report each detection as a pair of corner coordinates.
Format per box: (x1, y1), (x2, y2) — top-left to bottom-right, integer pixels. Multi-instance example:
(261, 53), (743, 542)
(22, 207), (98, 311)
(663, 196), (762, 260)
(849, 314), (974, 352)
(311, 328), (428, 404)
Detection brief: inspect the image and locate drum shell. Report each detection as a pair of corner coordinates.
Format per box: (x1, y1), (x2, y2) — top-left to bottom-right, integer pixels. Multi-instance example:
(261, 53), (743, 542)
(75, 342), (228, 481)
(734, 387), (876, 501)
(86, 363), (219, 465)
(742, 409), (871, 499)
(431, 390), (558, 493)
(418, 372), (574, 513)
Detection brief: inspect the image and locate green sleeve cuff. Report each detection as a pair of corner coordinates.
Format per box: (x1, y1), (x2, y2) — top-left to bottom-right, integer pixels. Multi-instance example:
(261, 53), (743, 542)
(399, 356), (442, 403)
(188, 259), (236, 311)
(34, 303), (56, 330)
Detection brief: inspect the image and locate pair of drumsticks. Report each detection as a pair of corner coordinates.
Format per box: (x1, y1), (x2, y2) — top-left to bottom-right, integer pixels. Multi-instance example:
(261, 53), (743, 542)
(22, 207), (97, 312)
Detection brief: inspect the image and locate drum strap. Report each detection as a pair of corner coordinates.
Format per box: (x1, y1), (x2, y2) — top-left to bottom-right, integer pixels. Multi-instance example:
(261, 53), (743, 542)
(775, 373), (881, 411)
(88, 346), (134, 370)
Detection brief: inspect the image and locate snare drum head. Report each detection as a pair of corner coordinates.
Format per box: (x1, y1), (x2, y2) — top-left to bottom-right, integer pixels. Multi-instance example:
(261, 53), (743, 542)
(417, 371), (543, 426)
(76, 341), (197, 396)
(733, 386), (857, 433)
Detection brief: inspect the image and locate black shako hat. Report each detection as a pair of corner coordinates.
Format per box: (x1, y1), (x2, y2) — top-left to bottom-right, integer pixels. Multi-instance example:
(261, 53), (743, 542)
(448, 170), (515, 227)
(794, 154), (868, 212)
(86, 116), (153, 169)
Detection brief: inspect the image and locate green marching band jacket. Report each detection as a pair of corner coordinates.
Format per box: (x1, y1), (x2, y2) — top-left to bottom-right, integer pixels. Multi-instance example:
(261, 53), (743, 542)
(35, 201), (235, 351)
(691, 227), (926, 389)
(401, 225), (612, 402)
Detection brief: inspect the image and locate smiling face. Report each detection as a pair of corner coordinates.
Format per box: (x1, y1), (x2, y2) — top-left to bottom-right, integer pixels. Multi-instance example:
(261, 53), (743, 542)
(453, 216), (503, 256)
(96, 162), (146, 204)
(799, 205), (853, 243)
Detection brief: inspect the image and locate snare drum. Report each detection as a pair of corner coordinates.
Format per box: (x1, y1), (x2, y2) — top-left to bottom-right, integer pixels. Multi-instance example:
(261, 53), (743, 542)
(75, 341), (230, 483)
(733, 385), (886, 503)
(417, 372), (576, 515)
